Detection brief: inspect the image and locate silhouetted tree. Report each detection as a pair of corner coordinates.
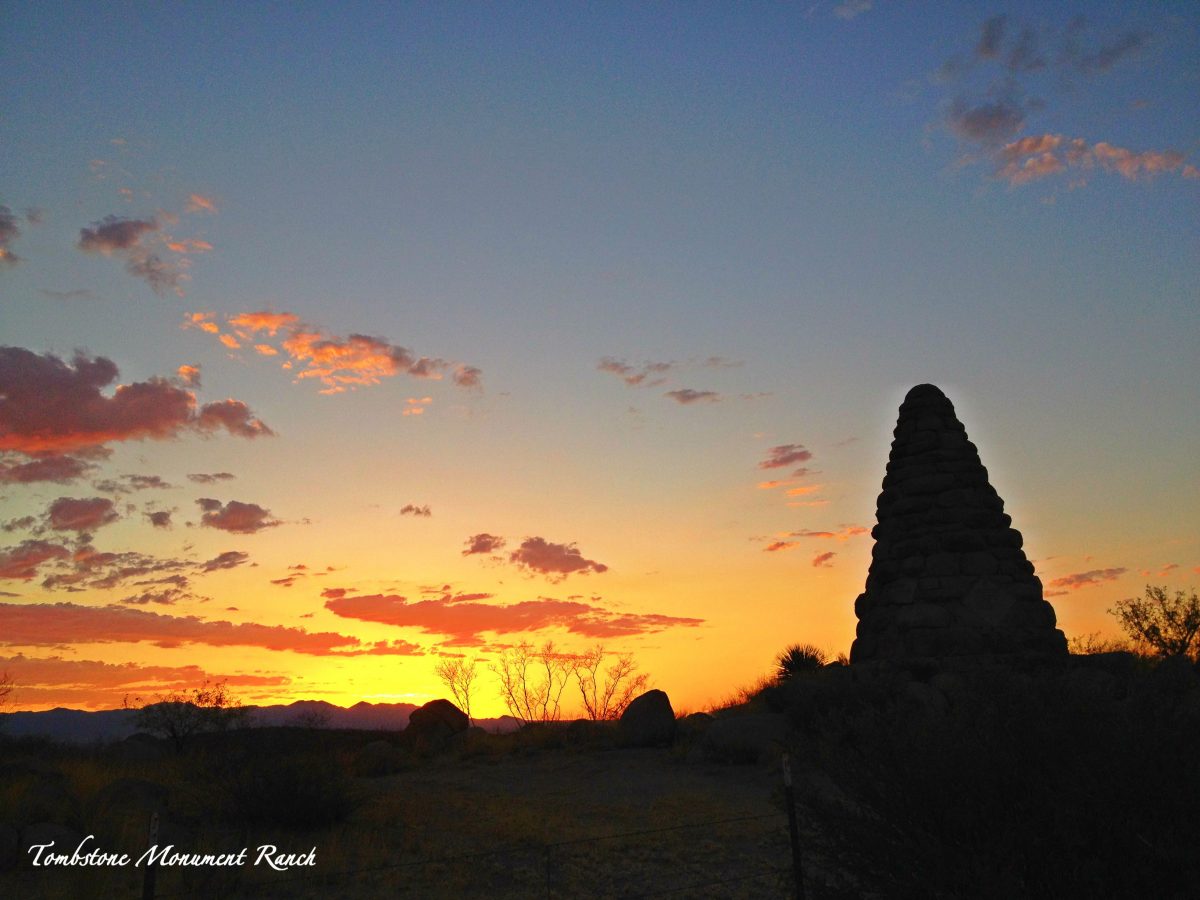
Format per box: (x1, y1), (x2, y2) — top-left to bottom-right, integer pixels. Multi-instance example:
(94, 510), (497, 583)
(775, 643), (827, 680)
(490, 641), (571, 725)
(124, 679), (248, 751)
(434, 656), (480, 724)
(573, 645), (649, 720)
(1110, 585), (1200, 660)
(0, 670), (12, 729)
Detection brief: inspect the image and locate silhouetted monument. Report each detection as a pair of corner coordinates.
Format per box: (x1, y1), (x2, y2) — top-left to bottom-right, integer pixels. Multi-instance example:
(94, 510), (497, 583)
(851, 384), (1067, 665)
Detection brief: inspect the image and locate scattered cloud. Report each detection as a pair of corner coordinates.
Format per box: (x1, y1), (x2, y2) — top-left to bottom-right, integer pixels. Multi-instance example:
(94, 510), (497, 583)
(46, 497), (119, 532)
(664, 388), (721, 405)
(188, 472), (235, 484)
(0, 453), (96, 485)
(400, 504), (432, 517)
(0, 540), (72, 580)
(764, 541), (798, 553)
(509, 537), (608, 582)
(196, 498), (280, 534)
(996, 134), (1190, 186)
(185, 194), (218, 214)
(0, 347), (272, 455)
(198, 550), (250, 573)
(94, 473), (173, 494)
(325, 591), (701, 645)
(146, 510), (172, 529)
(196, 310), (484, 395)
(463, 533), (506, 556)
(812, 551), (837, 568)
(946, 96), (1026, 146)
(0, 206), (24, 266)
(758, 444), (813, 470)
(597, 358), (675, 388)
(786, 525), (868, 541)
(832, 0), (871, 21)
(1046, 567), (1127, 591)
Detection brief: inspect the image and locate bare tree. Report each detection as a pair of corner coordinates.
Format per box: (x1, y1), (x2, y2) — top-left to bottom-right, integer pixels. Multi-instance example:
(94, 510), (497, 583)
(434, 656), (480, 724)
(1111, 585), (1200, 660)
(573, 645), (648, 720)
(124, 679), (248, 752)
(0, 670), (12, 725)
(490, 641), (572, 725)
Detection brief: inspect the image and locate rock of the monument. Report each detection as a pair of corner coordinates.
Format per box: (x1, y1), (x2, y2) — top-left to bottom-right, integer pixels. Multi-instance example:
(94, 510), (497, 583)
(406, 699), (468, 750)
(851, 384), (1068, 666)
(618, 689), (675, 747)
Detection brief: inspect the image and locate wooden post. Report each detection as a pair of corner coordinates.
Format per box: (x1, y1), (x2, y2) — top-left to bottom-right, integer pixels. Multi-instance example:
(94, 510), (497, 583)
(142, 810), (159, 900)
(781, 752), (805, 900)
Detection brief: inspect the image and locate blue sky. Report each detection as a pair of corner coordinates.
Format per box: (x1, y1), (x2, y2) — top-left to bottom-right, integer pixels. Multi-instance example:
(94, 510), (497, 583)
(1, 1), (1197, 711)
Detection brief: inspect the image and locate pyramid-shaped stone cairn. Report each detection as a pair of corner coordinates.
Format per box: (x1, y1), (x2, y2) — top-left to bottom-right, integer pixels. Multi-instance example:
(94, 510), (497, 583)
(850, 384), (1067, 665)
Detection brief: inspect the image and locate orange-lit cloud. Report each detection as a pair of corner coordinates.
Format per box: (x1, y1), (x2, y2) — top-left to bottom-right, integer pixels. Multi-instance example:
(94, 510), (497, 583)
(1046, 567), (1127, 591)
(0, 601), (418, 656)
(165, 238), (213, 254)
(812, 551), (837, 568)
(997, 134), (1191, 186)
(254, 344), (277, 356)
(196, 498), (280, 534)
(0, 347), (272, 455)
(0, 654), (285, 693)
(400, 504), (432, 517)
(509, 537), (608, 582)
(784, 525), (868, 541)
(177, 364), (201, 387)
(228, 311), (299, 335)
(324, 592), (702, 645)
(784, 485), (824, 497)
(219, 334), (241, 350)
(185, 194), (218, 214)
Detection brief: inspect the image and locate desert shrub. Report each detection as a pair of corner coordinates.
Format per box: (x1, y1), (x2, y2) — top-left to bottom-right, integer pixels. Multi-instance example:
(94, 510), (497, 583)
(775, 643), (827, 680)
(797, 666), (1200, 899)
(218, 751), (357, 828)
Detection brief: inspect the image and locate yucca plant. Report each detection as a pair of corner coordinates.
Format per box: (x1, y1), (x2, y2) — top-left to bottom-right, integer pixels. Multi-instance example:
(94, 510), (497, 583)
(775, 643), (827, 681)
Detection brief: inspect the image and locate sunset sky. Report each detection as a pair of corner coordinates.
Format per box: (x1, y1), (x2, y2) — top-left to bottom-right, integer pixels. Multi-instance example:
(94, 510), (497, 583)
(2, 2), (1197, 716)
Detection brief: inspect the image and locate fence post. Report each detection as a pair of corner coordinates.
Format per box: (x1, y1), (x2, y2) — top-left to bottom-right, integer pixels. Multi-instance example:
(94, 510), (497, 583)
(781, 752), (805, 900)
(142, 809), (160, 900)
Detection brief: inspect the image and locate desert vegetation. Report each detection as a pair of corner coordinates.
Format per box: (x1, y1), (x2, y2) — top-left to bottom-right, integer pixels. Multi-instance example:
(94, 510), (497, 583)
(3, 588), (1199, 898)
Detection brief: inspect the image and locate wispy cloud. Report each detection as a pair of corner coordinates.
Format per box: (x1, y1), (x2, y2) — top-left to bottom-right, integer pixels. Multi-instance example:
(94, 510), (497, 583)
(400, 504), (432, 517)
(325, 591), (701, 645)
(0, 205), (24, 266)
(812, 551), (837, 568)
(0, 601), (420, 656)
(758, 444), (814, 470)
(1047, 567), (1127, 591)
(0, 454), (96, 485)
(664, 388), (721, 405)
(193, 310), (483, 395)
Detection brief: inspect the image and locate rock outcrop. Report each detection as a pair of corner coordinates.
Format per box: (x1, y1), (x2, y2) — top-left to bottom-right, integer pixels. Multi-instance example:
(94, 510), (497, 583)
(850, 384), (1067, 666)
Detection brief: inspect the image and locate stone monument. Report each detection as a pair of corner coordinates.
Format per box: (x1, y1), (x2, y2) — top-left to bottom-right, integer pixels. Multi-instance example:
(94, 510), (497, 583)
(850, 384), (1067, 666)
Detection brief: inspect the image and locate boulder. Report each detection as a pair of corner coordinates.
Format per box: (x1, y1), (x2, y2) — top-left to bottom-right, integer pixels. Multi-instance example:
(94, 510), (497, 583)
(405, 699), (468, 751)
(618, 689), (675, 747)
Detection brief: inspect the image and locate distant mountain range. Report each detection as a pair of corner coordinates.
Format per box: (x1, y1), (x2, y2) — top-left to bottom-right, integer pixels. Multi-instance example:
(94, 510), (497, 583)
(1, 699), (521, 743)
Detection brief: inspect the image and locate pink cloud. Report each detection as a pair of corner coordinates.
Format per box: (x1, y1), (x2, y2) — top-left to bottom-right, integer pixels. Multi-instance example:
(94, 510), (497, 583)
(196, 499), (280, 534)
(47, 497), (119, 532)
(759, 444), (813, 470)
(0, 454), (95, 485)
(0, 347), (271, 455)
(996, 133), (1192, 187)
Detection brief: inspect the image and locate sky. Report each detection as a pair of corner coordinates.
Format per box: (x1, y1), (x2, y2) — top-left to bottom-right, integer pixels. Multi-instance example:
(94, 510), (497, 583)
(1, 1), (1197, 715)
